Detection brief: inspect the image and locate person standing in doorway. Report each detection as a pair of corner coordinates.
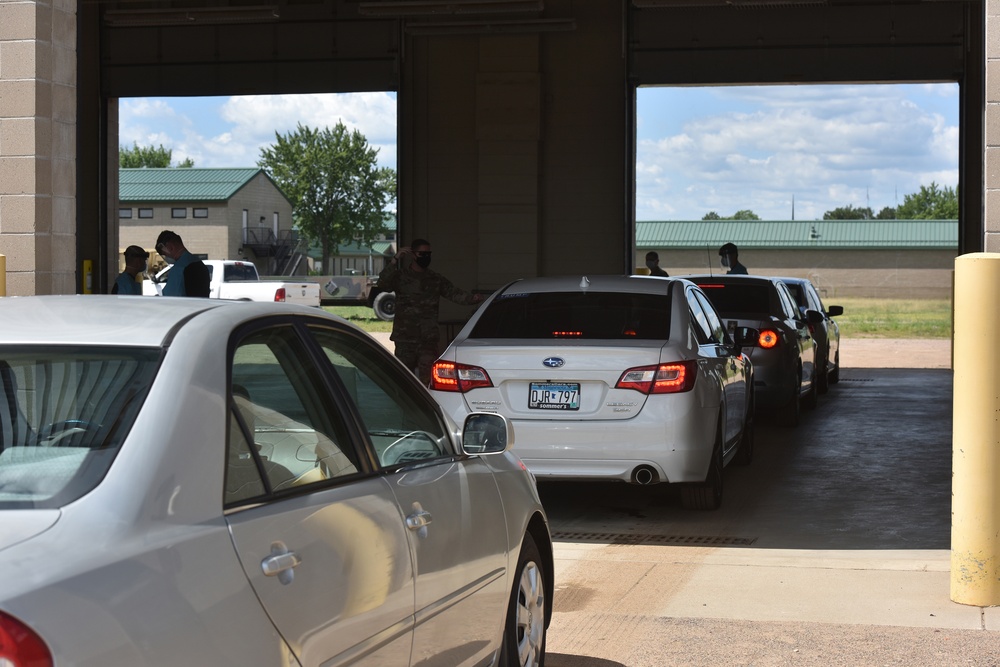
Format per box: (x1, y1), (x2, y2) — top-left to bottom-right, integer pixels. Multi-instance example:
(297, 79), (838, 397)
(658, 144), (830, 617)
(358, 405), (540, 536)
(644, 251), (669, 277)
(155, 230), (211, 297)
(376, 238), (483, 385)
(111, 245), (149, 295)
(718, 242), (748, 275)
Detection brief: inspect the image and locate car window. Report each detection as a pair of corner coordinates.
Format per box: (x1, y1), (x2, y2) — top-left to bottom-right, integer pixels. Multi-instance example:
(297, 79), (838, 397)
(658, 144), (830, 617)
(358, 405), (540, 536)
(226, 326), (360, 506)
(784, 282), (807, 312)
(469, 291), (671, 340)
(692, 290), (728, 344)
(308, 326), (453, 468)
(694, 282), (770, 316)
(0, 347), (159, 508)
(775, 283), (800, 320)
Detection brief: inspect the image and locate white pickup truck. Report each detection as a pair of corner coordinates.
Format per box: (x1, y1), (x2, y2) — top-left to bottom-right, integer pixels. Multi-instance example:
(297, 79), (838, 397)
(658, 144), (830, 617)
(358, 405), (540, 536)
(142, 259), (321, 307)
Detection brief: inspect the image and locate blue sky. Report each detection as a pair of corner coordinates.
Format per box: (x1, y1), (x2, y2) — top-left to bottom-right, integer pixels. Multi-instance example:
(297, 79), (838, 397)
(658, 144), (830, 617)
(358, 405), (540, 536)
(119, 82), (958, 222)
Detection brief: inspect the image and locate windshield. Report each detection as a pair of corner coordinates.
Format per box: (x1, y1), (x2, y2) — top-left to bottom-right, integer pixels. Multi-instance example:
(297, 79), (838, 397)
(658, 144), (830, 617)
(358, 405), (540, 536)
(470, 291), (671, 340)
(0, 347), (160, 509)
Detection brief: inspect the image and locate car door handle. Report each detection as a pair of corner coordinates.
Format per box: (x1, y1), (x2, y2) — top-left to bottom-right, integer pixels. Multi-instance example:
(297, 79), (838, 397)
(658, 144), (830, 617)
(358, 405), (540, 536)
(261, 541), (301, 585)
(406, 509), (433, 531)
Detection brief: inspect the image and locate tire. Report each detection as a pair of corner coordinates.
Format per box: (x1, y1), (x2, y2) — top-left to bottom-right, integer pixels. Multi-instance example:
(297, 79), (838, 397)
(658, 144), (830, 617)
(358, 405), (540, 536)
(803, 365), (818, 411)
(779, 366), (801, 427)
(733, 390), (755, 466)
(816, 347), (829, 395)
(372, 291), (395, 322)
(829, 350), (841, 384)
(680, 422), (724, 510)
(498, 533), (547, 667)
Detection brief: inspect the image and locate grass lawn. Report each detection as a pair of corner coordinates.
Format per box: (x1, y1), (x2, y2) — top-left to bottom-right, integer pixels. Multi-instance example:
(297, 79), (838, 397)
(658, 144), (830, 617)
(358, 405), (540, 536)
(323, 305), (394, 333)
(831, 297), (952, 339)
(328, 298), (954, 339)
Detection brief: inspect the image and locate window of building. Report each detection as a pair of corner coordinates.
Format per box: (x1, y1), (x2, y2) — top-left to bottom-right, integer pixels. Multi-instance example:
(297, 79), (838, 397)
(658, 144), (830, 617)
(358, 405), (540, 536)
(119, 208), (133, 219)
(193, 208), (208, 218)
(171, 208), (187, 219)
(138, 208), (153, 218)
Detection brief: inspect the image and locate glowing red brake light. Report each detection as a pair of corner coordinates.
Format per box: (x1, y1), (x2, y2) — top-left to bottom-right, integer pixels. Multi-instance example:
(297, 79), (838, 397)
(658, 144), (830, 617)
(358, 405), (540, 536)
(274, 288), (287, 302)
(431, 361), (493, 392)
(758, 329), (780, 349)
(616, 361), (696, 394)
(0, 611), (52, 667)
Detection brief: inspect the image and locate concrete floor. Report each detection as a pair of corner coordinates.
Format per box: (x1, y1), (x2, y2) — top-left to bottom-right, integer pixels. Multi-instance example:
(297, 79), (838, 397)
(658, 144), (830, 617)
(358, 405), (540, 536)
(538, 362), (1000, 666)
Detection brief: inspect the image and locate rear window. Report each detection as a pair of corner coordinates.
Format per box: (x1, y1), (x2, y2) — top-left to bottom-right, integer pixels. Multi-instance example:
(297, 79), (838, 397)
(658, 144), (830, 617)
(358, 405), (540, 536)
(0, 347), (160, 509)
(694, 283), (771, 316)
(469, 291), (671, 340)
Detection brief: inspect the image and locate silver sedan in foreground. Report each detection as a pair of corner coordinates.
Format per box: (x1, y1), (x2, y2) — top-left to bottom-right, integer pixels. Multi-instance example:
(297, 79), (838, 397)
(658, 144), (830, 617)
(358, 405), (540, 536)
(0, 295), (551, 667)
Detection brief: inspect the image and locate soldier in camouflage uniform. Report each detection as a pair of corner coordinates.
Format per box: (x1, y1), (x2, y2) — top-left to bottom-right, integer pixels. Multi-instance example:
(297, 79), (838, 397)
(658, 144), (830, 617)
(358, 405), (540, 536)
(377, 238), (483, 385)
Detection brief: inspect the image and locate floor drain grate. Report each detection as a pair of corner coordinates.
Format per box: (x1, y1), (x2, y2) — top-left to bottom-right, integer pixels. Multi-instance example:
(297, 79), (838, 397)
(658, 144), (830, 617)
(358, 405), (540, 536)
(552, 531), (757, 547)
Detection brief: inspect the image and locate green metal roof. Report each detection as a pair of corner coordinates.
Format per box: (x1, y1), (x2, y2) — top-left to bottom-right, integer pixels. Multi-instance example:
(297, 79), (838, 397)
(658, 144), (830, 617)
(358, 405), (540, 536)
(636, 220), (958, 249)
(119, 168), (289, 203)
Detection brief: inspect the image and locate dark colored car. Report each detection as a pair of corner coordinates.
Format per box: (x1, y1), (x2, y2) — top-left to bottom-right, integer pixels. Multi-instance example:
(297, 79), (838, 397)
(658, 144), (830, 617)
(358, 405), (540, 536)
(683, 275), (823, 426)
(777, 277), (844, 393)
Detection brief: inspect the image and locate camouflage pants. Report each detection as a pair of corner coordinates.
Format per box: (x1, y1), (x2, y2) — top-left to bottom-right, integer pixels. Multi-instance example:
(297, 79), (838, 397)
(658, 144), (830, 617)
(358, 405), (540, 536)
(393, 341), (439, 387)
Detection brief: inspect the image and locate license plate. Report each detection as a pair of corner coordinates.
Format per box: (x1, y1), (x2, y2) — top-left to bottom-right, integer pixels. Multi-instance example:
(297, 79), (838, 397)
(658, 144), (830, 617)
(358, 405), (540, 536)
(529, 383), (580, 410)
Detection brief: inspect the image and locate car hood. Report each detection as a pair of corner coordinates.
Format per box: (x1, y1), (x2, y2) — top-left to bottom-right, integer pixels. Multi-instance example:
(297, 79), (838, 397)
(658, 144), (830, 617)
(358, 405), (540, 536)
(0, 510), (61, 553)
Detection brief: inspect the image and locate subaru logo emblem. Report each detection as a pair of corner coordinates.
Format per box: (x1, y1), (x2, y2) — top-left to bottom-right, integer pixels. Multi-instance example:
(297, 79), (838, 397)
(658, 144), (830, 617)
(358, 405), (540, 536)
(542, 357), (565, 368)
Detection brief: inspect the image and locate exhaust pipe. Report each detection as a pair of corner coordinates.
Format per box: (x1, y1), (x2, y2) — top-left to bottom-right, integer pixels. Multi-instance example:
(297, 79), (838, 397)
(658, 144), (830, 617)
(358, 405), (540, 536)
(631, 465), (659, 485)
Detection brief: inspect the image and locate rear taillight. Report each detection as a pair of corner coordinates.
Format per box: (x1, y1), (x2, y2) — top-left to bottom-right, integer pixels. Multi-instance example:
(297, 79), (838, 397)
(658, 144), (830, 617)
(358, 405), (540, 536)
(431, 361), (493, 392)
(758, 329), (780, 349)
(616, 361), (696, 394)
(0, 611), (52, 667)
(274, 288), (287, 302)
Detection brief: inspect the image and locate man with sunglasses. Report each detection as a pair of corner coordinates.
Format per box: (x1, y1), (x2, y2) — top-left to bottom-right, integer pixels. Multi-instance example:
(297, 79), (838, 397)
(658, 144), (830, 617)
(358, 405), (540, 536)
(376, 238), (483, 385)
(154, 230), (211, 298)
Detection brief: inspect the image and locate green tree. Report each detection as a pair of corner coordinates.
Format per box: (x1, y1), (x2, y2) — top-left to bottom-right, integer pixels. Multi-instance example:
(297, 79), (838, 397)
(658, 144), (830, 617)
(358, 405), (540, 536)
(823, 205), (874, 220)
(119, 142), (193, 168)
(895, 182), (958, 219)
(875, 206), (896, 220)
(702, 210), (758, 221)
(258, 122), (396, 273)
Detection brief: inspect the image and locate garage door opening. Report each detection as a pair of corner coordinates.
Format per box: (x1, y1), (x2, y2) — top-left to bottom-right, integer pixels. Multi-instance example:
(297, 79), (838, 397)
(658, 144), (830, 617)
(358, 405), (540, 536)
(116, 92), (398, 279)
(635, 83), (959, 320)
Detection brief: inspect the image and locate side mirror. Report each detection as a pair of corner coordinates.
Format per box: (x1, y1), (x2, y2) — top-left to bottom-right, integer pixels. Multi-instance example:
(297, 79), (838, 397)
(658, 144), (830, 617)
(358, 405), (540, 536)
(826, 305), (844, 317)
(805, 310), (825, 325)
(461, 412), (514, 455)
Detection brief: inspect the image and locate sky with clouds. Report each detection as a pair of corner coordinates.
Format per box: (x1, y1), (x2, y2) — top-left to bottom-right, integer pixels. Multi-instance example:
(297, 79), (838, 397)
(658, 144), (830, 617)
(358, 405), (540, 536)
(119, 82), (958, 222)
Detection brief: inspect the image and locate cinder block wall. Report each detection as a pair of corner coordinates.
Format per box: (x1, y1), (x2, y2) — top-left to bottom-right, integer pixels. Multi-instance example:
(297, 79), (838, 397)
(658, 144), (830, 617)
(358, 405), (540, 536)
(0, 0), (76, 295)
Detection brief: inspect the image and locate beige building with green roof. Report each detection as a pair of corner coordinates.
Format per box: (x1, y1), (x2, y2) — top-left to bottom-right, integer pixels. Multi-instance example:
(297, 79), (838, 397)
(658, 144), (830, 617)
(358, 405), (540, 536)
(118, 168), (304, 276)
(637, 220), (957, 299)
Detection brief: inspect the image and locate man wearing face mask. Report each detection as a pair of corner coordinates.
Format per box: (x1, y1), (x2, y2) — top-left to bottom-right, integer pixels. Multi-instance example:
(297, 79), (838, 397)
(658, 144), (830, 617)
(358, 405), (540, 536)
(718, 242), (748, 275)
(111, 245), (149, 295)
(155, 230), (211, 297)
(644, 251), (669, 277)
(376, 238), (484, 385)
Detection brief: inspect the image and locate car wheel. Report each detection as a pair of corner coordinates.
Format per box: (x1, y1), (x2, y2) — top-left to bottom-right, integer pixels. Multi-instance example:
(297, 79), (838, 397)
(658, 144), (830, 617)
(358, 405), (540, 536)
(733, 391), (754, 466)
(816, 347), (829, 395)
(372, 291), (395, 322)
(499, 533), (547, 667)
(829, 350), (840, 384)
(804, 366), (818, 411)
(780, 367), (801, 427)
(680, 422), (724, 510)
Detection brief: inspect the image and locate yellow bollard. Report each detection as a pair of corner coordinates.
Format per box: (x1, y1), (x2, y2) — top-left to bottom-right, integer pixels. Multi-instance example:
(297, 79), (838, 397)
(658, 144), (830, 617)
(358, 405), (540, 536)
(0, 254), (5, 296)
(82, 259), (93, 294)
(951, 253), (1000, 606)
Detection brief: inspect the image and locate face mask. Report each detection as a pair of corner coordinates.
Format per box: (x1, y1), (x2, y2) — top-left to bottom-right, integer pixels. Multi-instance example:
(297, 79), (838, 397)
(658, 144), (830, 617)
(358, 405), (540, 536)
(645, 260), (657, 270)
(415, 256), (431, 269)
(720, 255), (731, 268)
(163, 255), (176, 265)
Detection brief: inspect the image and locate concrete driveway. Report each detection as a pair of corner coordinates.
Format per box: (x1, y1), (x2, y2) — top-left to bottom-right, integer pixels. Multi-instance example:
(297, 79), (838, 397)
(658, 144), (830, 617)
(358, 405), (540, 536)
(538, 339), (1000, 666)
